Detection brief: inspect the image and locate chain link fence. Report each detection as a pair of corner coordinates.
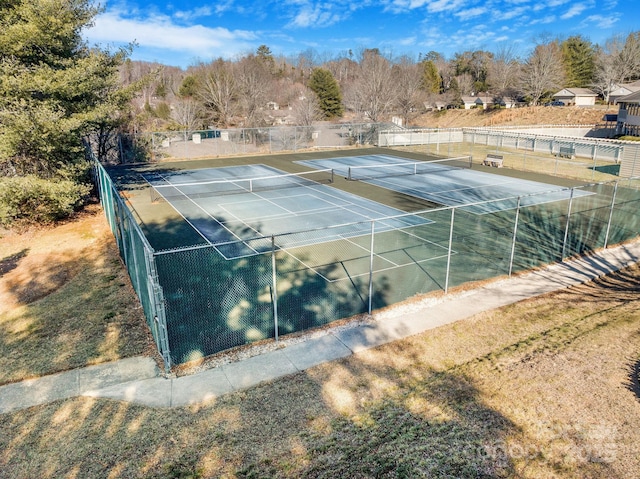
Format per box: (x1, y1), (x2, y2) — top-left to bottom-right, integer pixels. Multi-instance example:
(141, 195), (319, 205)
(93, 157), (640, 369)
(379, 126), (640, 182)
(112, 123), (392, 163)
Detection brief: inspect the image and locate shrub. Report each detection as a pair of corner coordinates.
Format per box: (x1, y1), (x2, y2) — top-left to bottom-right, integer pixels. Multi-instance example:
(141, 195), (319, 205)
(0, 175), (90, 226)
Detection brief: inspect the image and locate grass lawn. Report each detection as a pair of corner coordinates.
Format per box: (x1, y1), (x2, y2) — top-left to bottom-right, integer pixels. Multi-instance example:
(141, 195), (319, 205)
(0, 206), (639, 478)
(0, 204), (159, 385)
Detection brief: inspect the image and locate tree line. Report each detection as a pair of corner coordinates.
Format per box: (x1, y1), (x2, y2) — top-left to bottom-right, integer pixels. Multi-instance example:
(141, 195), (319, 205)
(127, 32), (640, 133)
(1, 0), (639, 227)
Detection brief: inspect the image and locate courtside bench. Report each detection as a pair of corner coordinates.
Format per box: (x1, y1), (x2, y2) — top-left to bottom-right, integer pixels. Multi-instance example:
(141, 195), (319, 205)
(483, 153), (504, 168)
(557, 146), (575, 159)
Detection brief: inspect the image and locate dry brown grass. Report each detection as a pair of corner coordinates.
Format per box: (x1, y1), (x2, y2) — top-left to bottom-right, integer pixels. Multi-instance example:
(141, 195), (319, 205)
(0, 205), (159, 385)
(0, 203), (638, 478)
(414, 105), (616, 129)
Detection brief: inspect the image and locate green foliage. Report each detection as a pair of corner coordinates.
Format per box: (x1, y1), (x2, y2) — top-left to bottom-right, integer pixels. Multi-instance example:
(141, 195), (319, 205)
(155, 102), (171, 120)
(420, 60), (441, 94)
(178, 75), (199, 98)
(0, 0), (130, 225)
(561, 35), (596, 88)
(307, 68), (344, 119)
(0, 175), (90, 226)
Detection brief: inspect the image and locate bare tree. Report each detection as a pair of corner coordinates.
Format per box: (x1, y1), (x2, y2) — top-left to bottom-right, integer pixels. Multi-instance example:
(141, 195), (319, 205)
(456, 73), (474, 96)
(292, 88), (322, 126)
(235, 55), (271, 127)
(593, 32), (640, 104)
(171, 98), (201, 133)
(487, 45), (521, 99)
(197, 59), (238, 127)
(393, 57), (425, 126)
(519, 41), (565, 105)
(352, 50), (396, 122)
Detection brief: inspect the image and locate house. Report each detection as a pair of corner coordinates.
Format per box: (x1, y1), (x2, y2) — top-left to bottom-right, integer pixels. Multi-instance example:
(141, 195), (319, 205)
(552, 88), (598, 106)
(461, 96), (478, 109)
(616, 90), (640, 137)
(474, 94), (495, 110)
(497, 97), (518, 109)
(424, 101), (446, 111)
(609, 80), (640, 104)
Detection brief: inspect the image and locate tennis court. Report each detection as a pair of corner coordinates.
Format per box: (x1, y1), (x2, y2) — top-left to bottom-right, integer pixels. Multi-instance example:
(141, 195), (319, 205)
(98, 146), (640, 367)
(144, 164), (435, 269)
(297, 154), (593, 214)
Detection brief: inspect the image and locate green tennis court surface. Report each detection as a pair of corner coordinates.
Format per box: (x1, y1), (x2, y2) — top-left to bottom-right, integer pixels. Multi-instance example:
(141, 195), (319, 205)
(102, 147), (640, 365)
(297, 154), (593, 214)
(143, 163), (432, 260)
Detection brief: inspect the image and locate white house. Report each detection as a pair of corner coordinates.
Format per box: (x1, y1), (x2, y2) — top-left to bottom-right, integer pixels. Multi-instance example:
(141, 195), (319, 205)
(552, 88), (598, 106)
(616, 90), (640, 137)
(609, 80), (640, 104)
(474, 95), (495, 110)
(461, 96), (478, 109)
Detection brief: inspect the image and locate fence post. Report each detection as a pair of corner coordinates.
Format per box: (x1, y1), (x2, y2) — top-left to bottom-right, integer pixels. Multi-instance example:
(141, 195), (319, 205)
(561, 188), (576, 261)
(147, 250), (172, 373)
(445, 207), (455, 293)
(509, 197), (522, 277)
(368, 221), (375, 314)
(271, 236), (279, 342)
(603, 181), (619, 249)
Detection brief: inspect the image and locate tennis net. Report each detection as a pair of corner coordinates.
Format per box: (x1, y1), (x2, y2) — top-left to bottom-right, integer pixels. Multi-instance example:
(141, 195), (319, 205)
(150, 168), (334, 203)
(347, 156), (473, 181)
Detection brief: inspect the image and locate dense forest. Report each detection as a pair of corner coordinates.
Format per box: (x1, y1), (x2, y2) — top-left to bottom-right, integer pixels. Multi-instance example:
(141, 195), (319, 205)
(1, 0), (639, 227)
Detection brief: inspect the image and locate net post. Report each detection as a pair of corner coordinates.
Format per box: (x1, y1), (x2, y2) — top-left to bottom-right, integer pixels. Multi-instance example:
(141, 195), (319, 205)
(368, 221), (375, 315)
(603, 180), (619, 249)
(271, 235), (279, 342)
(509, 196), (522, 277)
(561, 187), (575, 261)
(445, 207), (455, 294)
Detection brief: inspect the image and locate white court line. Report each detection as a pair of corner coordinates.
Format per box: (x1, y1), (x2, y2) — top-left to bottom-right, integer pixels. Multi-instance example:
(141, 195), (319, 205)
(146, 172), (260, 254)
(282, 244), (455, 283)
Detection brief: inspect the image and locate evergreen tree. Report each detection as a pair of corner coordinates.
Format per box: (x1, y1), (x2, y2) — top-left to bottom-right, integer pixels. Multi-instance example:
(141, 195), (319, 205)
(420, 60), (442, 94)
(307, 68), (344, 119)
(0, 0), (130, 224)
(561, 35), (596, 88)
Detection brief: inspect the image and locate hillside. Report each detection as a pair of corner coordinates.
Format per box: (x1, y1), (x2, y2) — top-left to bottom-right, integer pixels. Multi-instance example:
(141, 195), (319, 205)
(412, 105), (617, 129)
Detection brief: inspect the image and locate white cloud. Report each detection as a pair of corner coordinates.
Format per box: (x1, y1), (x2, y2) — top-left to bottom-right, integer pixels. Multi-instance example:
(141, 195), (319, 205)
(289, 5), (342, 28)
(455, 7), (487, 21)
(426, 0), (469, 13)
(560, 2), (593, 20)
(582, 14), (620, 28)
(498, 6), (529, 21)
(397, 36), (417, 46)
(546, 0), (571, 6)
(173, 6), (214, 21)
(530, 14), (557, 25)
(85, 10), (257, 56)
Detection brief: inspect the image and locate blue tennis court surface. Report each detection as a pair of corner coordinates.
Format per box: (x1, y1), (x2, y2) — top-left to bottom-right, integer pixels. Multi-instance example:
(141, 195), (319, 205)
(144, 164), (431, 259)
(297, 155), (592, 214)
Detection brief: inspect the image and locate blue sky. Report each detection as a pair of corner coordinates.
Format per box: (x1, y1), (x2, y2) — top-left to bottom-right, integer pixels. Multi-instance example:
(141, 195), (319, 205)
(84, 0), (637, 69)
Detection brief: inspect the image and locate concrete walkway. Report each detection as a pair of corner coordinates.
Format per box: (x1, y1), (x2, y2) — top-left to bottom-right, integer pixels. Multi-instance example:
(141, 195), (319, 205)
(2, 240), (639, 414)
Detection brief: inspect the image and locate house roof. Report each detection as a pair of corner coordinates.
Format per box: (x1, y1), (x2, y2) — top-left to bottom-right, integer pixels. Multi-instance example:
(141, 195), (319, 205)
(553, 88), (597, 97)
(619, 90), (640, 103)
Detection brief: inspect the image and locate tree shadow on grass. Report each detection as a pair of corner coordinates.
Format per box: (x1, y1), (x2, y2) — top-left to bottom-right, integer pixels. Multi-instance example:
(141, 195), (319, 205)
(0, 358), (520, 478)
(0, 237), (156, 385)
(625, 359), (640, 402)
(0, 249), (29, 277)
